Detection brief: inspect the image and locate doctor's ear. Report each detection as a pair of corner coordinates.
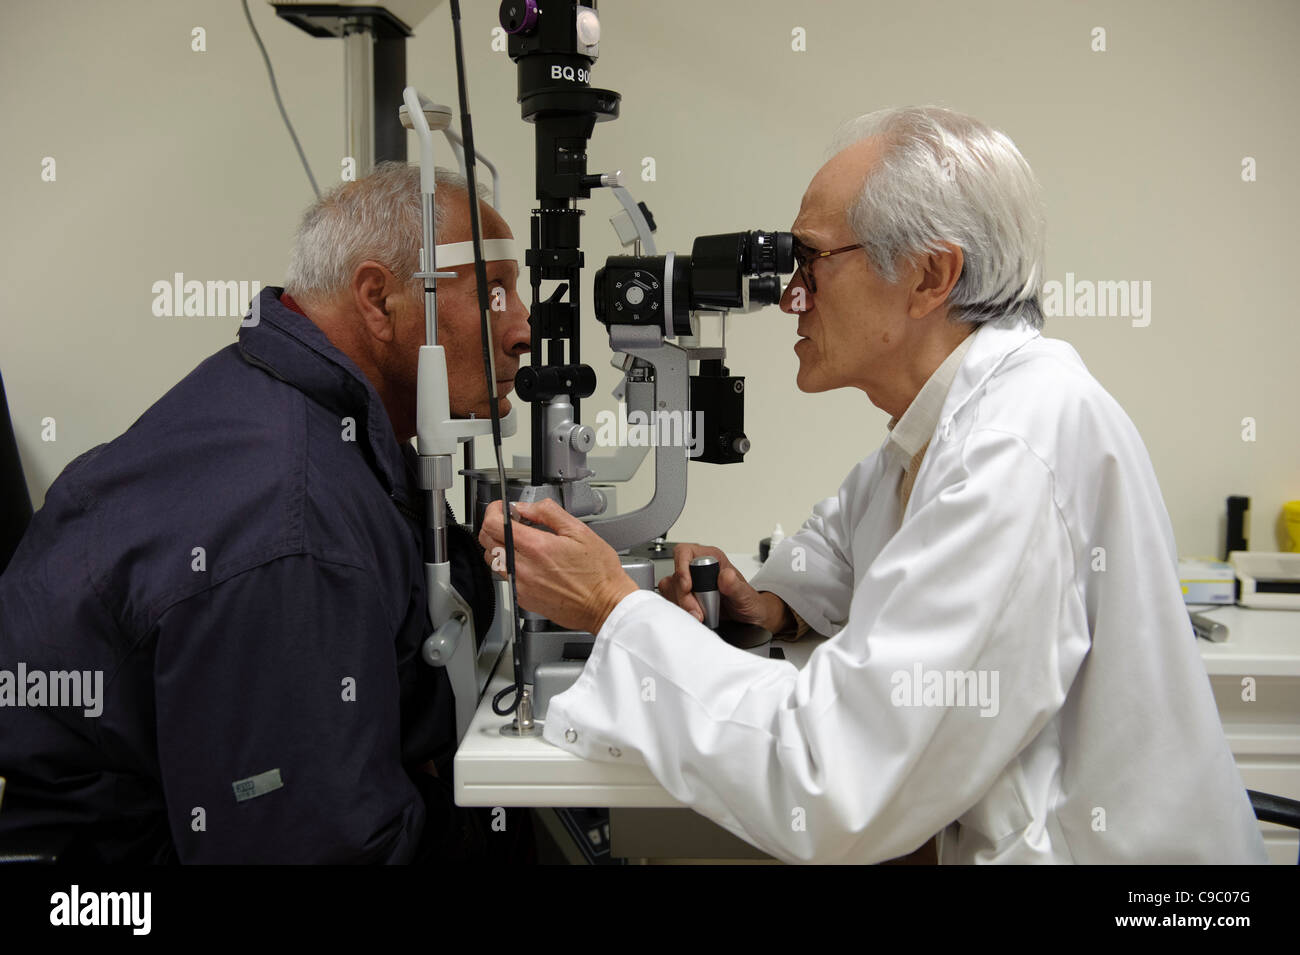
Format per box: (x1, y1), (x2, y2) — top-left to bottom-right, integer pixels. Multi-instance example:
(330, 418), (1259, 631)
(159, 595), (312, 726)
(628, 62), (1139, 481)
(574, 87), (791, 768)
(907, 243), (964, 319)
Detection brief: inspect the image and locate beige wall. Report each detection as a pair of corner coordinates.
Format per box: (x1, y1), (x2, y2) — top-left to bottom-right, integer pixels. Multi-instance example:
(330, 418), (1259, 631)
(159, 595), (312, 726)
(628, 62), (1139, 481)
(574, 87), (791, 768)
(2, 0), (1296, 560)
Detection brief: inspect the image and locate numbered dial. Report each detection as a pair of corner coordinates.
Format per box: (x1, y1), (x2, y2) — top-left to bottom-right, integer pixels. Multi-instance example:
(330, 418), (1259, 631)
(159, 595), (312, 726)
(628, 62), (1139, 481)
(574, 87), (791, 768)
(610, 269), (662, 323)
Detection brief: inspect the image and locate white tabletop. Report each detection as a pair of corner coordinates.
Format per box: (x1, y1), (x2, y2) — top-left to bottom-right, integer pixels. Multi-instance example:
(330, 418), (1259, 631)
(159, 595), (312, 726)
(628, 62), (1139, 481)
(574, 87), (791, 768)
(1188, 604), (1300, 677)
(454, 552), (820, 807)
(455, 560), (1300, 807)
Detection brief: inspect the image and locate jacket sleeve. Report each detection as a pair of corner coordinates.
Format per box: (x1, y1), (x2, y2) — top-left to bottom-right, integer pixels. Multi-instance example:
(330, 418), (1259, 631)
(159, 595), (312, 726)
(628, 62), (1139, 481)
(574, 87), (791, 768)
(748, 452), (881, 636)
(152, 553), (426, 863)
(543, 428), (1089, 863)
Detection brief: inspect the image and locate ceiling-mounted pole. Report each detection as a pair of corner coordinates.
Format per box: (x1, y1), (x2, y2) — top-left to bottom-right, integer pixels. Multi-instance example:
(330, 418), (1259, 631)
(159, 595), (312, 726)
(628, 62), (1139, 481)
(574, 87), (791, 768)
(273, 3), (414, 172)
(343, 19), (375, 175)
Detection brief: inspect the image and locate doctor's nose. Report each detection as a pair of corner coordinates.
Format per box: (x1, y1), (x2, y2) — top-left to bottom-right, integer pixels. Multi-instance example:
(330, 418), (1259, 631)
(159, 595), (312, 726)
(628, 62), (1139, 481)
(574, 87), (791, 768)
(781, 274), (812, 315)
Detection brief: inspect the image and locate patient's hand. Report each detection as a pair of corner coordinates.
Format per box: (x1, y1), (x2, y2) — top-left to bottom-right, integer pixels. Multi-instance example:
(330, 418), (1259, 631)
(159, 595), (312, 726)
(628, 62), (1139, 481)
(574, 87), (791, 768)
(657, 544), (791, 634)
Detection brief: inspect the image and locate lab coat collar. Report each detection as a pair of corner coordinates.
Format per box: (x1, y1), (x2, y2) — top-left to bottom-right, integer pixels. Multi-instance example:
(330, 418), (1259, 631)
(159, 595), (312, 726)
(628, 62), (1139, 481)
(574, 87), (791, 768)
(885, 328), (978, 465)
(237, 287), (414, 505)
(939, 313), (1042, 428)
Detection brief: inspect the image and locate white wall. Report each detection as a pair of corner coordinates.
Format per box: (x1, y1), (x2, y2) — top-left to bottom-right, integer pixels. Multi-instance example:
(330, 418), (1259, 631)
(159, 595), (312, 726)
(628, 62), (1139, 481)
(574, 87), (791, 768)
(2, 0), (1297, 559)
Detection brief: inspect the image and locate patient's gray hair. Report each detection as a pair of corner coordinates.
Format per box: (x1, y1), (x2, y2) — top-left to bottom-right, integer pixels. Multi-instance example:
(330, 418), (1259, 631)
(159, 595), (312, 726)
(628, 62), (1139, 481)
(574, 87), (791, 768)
(830, 107), (1046, 328)
(284, 162), (490, 304)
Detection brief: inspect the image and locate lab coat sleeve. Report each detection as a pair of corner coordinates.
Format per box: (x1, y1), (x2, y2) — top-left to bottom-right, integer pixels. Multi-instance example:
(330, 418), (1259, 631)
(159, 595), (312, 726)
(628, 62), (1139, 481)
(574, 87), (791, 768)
(543, 428), (1083, 863)
(748, 454), (877, 636)
(153, 554), (427, 863)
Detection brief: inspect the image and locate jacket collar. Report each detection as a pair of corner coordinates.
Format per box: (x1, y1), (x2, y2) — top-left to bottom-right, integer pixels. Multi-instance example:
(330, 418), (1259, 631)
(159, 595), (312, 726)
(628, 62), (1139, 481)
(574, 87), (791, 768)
(237, 287), (414, 505)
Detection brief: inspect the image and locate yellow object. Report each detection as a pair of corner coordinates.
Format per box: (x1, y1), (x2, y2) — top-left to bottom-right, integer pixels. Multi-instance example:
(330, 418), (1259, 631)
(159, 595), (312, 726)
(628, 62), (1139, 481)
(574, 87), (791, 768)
(1284, 501), (1300, 552)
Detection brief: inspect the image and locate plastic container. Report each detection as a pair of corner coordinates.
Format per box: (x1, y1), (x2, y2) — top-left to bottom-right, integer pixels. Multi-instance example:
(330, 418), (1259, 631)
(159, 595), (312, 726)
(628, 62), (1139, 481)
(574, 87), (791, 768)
(1283, 501), (1300, 553)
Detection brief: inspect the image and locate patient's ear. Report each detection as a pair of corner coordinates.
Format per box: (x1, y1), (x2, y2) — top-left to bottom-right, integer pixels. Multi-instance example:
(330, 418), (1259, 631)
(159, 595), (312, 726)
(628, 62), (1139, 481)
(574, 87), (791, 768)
(351, 261), (398, 343)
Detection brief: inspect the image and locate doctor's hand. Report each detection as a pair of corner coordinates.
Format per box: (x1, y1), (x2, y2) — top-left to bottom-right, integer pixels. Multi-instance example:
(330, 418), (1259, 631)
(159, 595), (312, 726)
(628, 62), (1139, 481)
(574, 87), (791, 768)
(478, 499), (639, 636)
(658, 544), (793, 634)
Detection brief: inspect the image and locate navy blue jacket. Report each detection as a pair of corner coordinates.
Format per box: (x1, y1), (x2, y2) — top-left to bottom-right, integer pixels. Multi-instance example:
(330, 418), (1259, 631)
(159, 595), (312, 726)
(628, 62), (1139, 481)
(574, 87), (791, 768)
(0, 288), (494, 863)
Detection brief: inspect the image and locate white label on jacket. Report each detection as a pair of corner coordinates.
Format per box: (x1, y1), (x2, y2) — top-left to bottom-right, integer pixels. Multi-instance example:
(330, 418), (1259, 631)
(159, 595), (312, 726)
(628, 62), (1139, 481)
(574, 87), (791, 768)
(232, 768), (284, 803)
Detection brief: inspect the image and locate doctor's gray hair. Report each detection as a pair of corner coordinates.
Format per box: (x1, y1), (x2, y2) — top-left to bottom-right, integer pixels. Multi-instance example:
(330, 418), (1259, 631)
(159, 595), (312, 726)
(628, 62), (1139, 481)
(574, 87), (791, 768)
(284, 162), (490, 305)
(829, 107), (1046, 328)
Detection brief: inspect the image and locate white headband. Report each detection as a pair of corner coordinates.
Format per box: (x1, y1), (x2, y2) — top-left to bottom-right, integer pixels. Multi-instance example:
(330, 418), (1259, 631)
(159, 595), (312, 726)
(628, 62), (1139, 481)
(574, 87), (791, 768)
(434, 239), (518, 268)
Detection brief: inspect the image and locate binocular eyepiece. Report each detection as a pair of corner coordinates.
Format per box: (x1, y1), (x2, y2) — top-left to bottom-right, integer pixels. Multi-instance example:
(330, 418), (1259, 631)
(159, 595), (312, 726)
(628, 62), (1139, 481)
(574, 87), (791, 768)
(595, 230), (794, 335)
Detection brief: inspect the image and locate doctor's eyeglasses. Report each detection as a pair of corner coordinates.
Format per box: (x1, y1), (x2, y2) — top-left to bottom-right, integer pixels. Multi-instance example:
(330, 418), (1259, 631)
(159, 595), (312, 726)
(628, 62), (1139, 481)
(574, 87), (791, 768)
(792, 237), (863, 293)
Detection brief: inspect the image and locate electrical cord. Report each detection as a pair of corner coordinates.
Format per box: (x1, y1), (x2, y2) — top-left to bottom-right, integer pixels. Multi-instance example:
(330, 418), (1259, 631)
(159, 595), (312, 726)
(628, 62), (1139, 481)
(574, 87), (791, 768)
(449, 0), (526, 717)
(241, 0), (321, 199)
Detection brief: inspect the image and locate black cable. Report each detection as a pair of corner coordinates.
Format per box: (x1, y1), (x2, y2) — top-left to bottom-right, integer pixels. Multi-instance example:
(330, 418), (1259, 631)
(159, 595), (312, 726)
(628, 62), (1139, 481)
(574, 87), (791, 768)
(241, 0), (321, 199)
(492, 682), (520, 717)
(449, 0), (526, 716)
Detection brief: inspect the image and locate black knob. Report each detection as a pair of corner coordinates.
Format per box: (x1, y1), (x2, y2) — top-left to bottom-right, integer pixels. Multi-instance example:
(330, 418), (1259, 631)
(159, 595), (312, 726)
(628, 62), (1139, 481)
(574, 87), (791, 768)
(515, 363), (597, 402)
(748, 275), (783, 305)
(499, 0), (538, 35)
(689, 556), (721, 629)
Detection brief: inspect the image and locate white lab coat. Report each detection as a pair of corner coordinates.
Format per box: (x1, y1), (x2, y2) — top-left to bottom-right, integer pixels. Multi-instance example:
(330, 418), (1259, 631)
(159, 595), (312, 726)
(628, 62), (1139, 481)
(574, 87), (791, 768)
(544, 317), (1267, 863)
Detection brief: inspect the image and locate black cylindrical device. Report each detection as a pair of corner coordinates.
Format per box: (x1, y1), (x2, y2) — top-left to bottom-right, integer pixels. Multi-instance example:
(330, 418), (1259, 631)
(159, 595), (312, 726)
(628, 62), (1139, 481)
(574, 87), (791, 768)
(689, 556), (721, 629)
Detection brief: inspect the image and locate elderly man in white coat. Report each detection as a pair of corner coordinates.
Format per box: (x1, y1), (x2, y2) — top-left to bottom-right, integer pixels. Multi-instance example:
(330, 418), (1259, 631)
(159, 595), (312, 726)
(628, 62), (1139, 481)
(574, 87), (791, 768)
(479, 106), (1266, 864)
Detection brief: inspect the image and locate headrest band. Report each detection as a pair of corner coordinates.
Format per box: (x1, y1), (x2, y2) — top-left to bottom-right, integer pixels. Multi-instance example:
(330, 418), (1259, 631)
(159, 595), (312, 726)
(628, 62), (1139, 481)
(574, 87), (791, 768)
(433, 239), (517, 268)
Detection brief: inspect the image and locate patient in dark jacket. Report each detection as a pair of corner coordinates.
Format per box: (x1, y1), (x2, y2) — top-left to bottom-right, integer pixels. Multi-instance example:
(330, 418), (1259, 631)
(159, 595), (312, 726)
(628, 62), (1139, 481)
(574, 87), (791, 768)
(0, 163), (533, 863)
